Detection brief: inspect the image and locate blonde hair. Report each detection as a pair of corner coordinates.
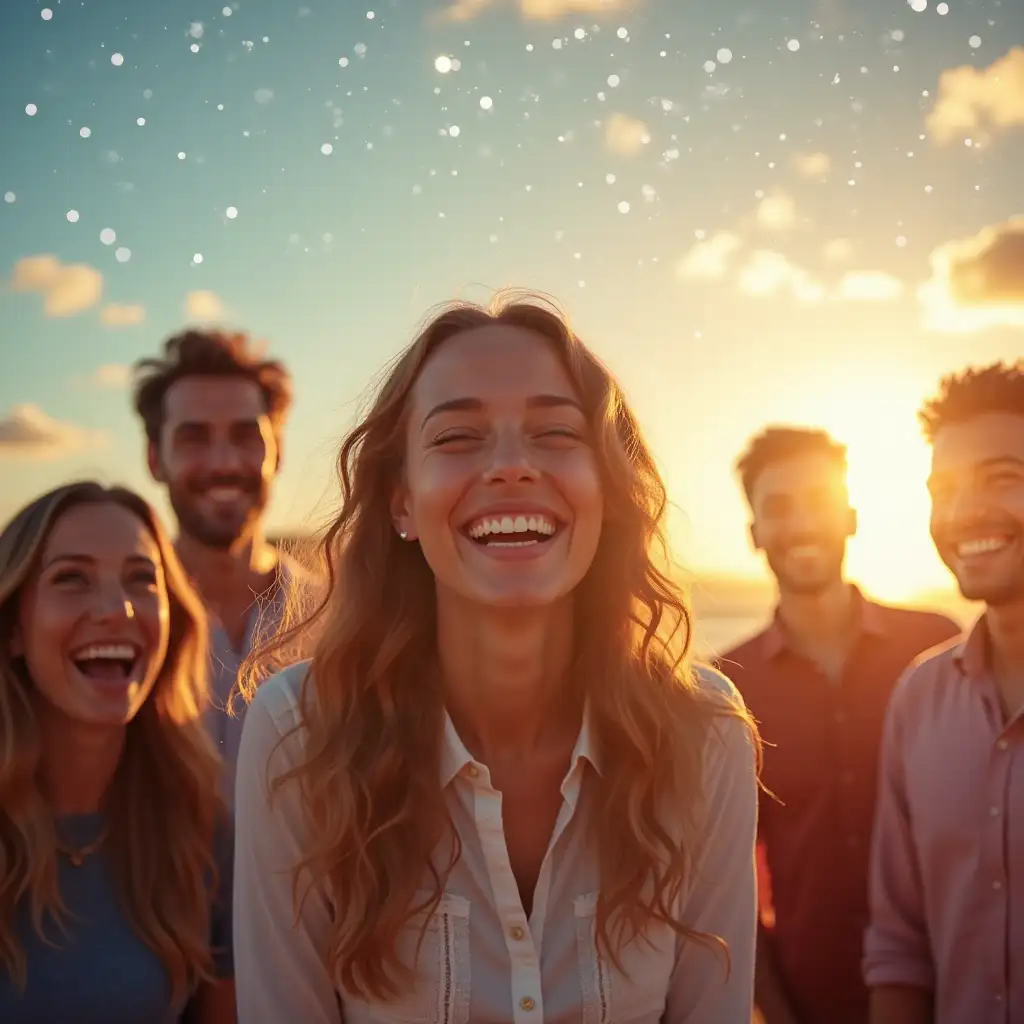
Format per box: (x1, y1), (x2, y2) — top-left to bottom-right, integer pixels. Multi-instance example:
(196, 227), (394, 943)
(0, 482), (225, 1001)
(243, 293), (759, 1000)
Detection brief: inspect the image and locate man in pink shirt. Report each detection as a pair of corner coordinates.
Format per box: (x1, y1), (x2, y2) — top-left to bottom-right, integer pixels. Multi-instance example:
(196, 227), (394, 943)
(864, 361), (1024, 1024)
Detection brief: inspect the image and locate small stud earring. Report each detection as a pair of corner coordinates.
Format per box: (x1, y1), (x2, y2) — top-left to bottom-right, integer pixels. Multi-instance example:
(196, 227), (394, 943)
(399, 531), (408, 540)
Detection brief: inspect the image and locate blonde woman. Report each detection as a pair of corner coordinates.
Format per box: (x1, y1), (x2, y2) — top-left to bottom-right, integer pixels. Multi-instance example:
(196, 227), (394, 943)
(235, 296), (759, 1023)
(0, 482), (234, 1022)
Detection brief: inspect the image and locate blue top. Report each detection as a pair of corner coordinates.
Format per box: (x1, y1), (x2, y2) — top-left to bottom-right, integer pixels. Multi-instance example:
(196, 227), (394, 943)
(0, 812), (233, 1023)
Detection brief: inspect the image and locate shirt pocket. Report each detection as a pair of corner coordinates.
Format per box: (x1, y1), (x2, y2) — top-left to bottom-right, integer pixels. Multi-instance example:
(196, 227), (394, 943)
(574, 890), (677, 1024)
(363, 891), (472, 1024)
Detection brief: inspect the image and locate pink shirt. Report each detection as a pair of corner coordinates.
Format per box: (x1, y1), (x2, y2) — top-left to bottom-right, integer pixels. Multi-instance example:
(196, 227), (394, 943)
(864, 618), (1024, 1024)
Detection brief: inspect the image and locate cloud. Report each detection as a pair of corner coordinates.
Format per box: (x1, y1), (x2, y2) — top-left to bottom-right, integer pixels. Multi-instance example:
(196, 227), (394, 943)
(99, 302), (145, 327)
(836, 270), (905, 302)
(0, 405), (106, 460)
(926, 46), (1024, 143)
(736, 250), (824, 303)
(10, 255), (103, 317)
(440, 0), (630, 20)
(88, 364), (132, 388)
(676, 232), (742, 280)
(919, 217), (1024, 331)
(603, 113), (650, 156)
(185, 290), (224, 321)
(755, 194), (797, 231)
(824, 238), (854, 263)
(792, 151), (832, 179)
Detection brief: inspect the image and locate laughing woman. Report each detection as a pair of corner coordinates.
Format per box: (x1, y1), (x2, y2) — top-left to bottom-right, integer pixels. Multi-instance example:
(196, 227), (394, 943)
(0, 483), (235, 1023)
(235, 295), (760, 1023)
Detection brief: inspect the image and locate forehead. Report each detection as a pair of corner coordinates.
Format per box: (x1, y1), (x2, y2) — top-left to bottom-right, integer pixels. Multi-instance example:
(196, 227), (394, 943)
(752, 452), (845, 502)
(163, 376), (267, 427)
(43, 503), (160, 563)
(411, 325), (577, 412)
(932, 412), (1024, 470)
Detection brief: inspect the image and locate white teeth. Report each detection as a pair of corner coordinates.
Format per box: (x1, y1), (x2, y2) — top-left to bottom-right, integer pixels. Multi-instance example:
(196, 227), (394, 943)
(467, 514), (558, 539)
(72, 643), (138, 661)
(207, 486), (243, 502)
(957, 537), (1010, 558)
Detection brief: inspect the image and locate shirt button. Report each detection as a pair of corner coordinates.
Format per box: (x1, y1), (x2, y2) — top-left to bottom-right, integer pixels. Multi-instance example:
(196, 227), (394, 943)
(510, 925), (525, 940)
(996, 739), (1009, 751)
(467, 765), (479, 778)
(520, 996), (536, 1011)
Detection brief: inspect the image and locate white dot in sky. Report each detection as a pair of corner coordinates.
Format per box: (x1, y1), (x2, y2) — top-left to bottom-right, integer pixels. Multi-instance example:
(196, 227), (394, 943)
(366, 10), (375, 18)
(26, 103), (38, 116)
(189, 22), (204, 38)
(479, 95), (493, 110)
(605, 172), (616, 183)
(937, 2), (949, 11)
(115, 247), (131, 262)
(892, 29), (905, 41)
(354, 42), (367, 55)
(80, 126), (91, 138)
(552, 38), (563, 50)
(908, 0), (927, 9)
(136, 117), (146, 126)
(223, 6), (232, 15)
(574, 28), (585, 39)
(896, 235), (908, 247)
(449, 125), (461, 137)
(969, 34), (981, 47)
(617, 200), (630, 213)
(435, 55), (452, 73)
(66, 209), (79, 222)
(3, 192), (14, 203)
(607, 73), (620, 86)
(717, 47), (733, 63)
(226, 205), (238, 218)
(177, 151), (186, 160)
(111, 53), (124, 66)
(100, 228), (116, 245)
(787, 38), (800, 51)
(704, 60), (716, 72)
(339, 57), (349, 67)
(321, 143), (333, 155)
(41, 8), (53, 19)
(190, 43), (200, 53)
(192, 253), (204, 264)
(616, 27), (628, 39)
(525, 43), (533, 51)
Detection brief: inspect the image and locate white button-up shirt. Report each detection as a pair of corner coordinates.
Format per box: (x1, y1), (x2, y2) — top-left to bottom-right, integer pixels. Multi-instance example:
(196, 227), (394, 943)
(234, 661), (758, 1023)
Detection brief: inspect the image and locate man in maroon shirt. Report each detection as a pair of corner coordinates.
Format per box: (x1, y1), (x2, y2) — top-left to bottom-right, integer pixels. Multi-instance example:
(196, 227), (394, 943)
(717, 426), (960, 1024)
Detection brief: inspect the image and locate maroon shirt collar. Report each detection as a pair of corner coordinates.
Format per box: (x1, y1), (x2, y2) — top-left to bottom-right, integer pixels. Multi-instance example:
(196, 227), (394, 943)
(952, 614), (991, 682)
(760, 585), (887, 660)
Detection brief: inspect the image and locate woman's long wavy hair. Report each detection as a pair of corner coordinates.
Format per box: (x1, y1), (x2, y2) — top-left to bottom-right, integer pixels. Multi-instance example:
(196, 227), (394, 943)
(242, 292), (759, 1000)
(0, 482), (225, 1001)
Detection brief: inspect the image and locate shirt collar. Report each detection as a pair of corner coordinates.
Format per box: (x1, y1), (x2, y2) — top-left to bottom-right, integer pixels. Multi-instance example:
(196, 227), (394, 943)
(760, 584), (887, 660)
(952, 614), (990, 681)
(440, 700), (603, 788)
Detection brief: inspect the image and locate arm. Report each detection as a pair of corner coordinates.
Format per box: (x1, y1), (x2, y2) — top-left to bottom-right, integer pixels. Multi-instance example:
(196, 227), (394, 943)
(863, 673), (934, 1024)
(233, 674), (343, 1023)
(664, 705), (759, 1023)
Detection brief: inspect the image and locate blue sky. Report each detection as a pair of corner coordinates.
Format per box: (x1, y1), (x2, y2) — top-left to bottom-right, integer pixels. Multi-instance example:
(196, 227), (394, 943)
(1, 0), (1022, 597)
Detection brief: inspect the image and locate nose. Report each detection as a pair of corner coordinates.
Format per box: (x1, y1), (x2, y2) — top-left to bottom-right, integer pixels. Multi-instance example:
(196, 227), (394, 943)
(482, 428), (540, 484)
(937, 478), (987, 528)
(92, 581), (135, 623)
(206, 437), (245, 475)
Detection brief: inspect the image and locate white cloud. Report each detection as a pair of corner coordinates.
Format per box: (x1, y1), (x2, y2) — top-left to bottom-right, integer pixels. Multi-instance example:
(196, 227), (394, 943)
(89, 364), (132, 388)
(185, 289), (224, 321)
(440, 0), (630, 19)
(736, 250), (824, 303)
(926, 46), (1024, 143)
(10, 255), (103, 317)
(836, 270), (905, 302)
(0, 405), (106, 459)
(755, 194), (797, 231)
(824, 238), (854, 263)
(676, 232), (742, 280)
(100, 302), (145, 327)
(792, 151), (832, 178)
(603, 113), (650, 156)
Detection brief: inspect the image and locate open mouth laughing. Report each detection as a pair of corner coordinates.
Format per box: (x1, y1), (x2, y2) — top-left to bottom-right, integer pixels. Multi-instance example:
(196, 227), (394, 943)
(70, 642), (143, 687)
(463, 511), (563, 552)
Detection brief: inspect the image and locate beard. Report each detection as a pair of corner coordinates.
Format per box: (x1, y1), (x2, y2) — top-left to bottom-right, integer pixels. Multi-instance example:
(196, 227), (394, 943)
(765, 537), (847, 596)
(167, 476), (268, 551)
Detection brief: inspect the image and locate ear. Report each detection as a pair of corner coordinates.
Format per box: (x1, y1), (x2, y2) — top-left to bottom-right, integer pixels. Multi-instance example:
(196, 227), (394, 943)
(390, 481), (418, 541)
(146, 440), (165, 484)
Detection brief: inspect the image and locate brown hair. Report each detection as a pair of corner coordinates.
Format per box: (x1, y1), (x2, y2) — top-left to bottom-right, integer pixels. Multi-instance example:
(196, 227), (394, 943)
(132, 328), (293, 444)
(0, 482), (225, 1001)
(918, 361), (1024, 442)
(736, 425), (848, 504)
(241, 292), (759, 1001)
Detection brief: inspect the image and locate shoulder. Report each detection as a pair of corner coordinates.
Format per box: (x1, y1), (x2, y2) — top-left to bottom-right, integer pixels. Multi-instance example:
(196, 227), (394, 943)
(240, 661), (313, 774)
(886, 635), (962, 720)
(691, 662), (758, 776)
(713, 629), (771, 687)
(874, 601), (962, 647)
(692, 661), (745, 707)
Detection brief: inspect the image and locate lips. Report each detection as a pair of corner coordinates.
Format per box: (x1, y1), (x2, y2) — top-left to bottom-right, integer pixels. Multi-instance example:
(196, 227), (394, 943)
(954, 534), (1015, 560)
(70, 641), (142, 685)
(466, 512), (560, 545)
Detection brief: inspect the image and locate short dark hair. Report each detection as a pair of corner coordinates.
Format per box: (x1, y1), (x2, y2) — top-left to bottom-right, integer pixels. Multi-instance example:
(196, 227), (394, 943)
(918, 361), (1024, 443)
(133, 328), (293, 445)
(735, 426), (848, 505)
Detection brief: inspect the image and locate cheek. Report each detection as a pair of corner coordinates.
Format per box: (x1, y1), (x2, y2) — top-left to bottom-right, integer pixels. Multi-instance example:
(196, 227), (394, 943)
(410, 458), (472, 529)
(21, 612), (73, 701)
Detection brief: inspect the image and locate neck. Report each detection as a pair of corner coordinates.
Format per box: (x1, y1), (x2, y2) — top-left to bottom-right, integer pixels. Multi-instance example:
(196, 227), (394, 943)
(986, 598), (1024, 687)
(38, 712), (125, 815)
(777, 578), (856, 650)
(175, 527), (279, 605)
(436, 594), (579, 766)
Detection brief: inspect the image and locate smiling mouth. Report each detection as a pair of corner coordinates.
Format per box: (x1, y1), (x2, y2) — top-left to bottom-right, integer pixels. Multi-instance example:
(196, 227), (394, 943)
(71, 642), (142, 684)
(203, 485), (248, 504)
(465, 513), (562, 548)
(955, 535), (1015, 560)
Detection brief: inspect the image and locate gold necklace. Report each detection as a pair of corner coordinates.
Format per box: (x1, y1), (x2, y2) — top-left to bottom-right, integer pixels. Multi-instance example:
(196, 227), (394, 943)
(55, 830), (108, 867)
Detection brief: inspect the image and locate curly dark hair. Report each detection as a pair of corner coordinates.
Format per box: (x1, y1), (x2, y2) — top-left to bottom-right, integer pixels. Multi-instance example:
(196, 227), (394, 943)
(132, 328), (292, 445)
(918, 361), (1024, 443)
(735, 426), (848, 505)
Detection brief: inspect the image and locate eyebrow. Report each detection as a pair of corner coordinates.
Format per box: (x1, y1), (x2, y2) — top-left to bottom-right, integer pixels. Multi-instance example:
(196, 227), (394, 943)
(420, 394), (583, 428)
(927, 455), (1024, 486)
(42, 552), (157, 569)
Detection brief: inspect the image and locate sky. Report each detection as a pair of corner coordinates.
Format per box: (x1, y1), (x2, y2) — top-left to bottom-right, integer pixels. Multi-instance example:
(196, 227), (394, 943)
(1, 0), (1022, 602)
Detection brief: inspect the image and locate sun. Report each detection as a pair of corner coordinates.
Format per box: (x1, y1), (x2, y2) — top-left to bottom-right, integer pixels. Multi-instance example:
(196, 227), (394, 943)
(785, 371), (953, 602)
